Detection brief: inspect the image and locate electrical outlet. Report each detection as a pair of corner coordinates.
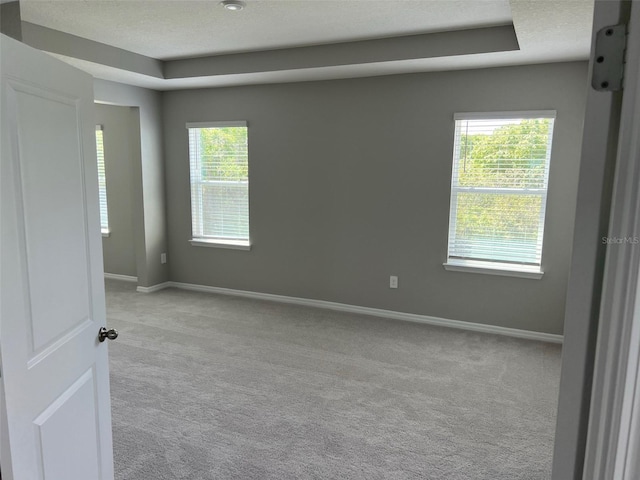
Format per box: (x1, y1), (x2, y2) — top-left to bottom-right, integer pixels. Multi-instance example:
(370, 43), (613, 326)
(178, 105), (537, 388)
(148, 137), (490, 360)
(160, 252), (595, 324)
(390, 275), (398, 289)
(160, 253), (167, 264)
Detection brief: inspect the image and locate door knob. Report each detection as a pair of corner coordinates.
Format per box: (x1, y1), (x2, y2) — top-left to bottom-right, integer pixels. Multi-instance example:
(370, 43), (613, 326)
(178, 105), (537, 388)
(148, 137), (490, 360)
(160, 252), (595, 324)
(98, 327), (118, 342)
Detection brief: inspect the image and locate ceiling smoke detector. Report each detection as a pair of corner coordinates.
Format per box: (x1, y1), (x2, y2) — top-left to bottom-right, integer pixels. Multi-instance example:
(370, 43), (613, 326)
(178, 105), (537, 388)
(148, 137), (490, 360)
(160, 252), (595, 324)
(220, 0), (245, 11)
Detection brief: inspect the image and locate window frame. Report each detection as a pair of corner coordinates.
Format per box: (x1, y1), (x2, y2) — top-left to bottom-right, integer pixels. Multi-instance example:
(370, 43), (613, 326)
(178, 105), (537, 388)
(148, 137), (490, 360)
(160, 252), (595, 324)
(186, 121), (251, 250)
(443, 110), (557, 279)
(95, 125), (110, 237)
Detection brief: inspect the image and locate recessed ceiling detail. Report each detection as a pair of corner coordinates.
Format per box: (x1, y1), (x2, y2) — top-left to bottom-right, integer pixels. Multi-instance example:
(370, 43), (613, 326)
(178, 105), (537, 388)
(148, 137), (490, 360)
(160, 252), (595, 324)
(20, 0), (515, 59)
(18, 0), (595, 91)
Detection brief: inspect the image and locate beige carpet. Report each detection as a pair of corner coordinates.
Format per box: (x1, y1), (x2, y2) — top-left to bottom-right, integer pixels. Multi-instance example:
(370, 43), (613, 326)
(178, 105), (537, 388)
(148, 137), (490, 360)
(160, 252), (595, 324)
(105, 279), (561, 479)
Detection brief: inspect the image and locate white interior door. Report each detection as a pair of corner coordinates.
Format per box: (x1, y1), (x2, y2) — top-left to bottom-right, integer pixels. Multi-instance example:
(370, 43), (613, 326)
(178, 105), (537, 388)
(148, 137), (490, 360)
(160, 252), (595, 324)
(0, 34), (115, 480)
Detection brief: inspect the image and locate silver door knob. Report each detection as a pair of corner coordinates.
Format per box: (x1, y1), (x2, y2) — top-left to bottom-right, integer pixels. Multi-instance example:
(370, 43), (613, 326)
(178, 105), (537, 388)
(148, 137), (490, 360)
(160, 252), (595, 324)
(98, 327), (118, 342)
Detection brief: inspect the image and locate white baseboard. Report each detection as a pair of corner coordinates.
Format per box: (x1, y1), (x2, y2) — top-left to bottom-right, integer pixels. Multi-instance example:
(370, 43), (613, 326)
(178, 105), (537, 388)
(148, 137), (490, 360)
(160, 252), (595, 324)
(104, 273), (138, 283)
(136, 282), (171, 293)
(146, 280), (562, 344)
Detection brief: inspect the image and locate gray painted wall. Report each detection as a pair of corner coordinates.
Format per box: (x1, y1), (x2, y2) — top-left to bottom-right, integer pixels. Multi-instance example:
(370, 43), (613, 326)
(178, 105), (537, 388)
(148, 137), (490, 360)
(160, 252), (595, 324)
(0, 2), (21, 41)
(95, 103), (138, 277)
(22, 22), (163, 79)
(163, 62), (588, 335)
(94, 79), (169, 287)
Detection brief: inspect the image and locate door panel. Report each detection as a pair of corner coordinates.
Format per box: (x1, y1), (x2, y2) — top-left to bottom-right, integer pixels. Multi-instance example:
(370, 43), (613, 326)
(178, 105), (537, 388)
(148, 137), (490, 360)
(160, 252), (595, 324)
(34, 368), (101, 479)
(14, 82), (92, 354)
(0, 34), (114, 480)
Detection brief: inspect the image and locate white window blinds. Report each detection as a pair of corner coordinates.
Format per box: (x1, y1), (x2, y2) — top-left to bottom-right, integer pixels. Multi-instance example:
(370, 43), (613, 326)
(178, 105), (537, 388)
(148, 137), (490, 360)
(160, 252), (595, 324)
(95, 126), (109, 233)
(187, 122), (249, 243)
(447, 112), (555, 268)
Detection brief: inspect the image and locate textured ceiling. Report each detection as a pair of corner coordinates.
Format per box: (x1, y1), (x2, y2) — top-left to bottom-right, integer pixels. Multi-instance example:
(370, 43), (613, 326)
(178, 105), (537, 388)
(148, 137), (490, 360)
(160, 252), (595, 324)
(21, 0), (514, 60)
(19, 0), (595, 90)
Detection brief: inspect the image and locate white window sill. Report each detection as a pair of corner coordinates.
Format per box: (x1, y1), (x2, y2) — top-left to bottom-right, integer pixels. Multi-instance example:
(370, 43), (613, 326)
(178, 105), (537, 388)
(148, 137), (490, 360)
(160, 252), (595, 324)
(443, 260), (543, 279)
(101, 230), (110, 238)
(189, 238), (251, 251)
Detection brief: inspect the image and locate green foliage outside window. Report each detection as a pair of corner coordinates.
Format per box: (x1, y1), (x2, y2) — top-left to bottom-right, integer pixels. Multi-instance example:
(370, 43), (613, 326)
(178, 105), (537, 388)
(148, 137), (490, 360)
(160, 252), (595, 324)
(457, 119), (551, 189)
(199, 127), (248, 181)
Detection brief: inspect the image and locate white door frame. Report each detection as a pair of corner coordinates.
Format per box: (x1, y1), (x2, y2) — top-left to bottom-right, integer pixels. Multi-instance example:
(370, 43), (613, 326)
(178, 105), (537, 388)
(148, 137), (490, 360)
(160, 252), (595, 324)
(582, 0), (640, 477)
(552, 0), (628, 476)
(553, 1), (639, 478)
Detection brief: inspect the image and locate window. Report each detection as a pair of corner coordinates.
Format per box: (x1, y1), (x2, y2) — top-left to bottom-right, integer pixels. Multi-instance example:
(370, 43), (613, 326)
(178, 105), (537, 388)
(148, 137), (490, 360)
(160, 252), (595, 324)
(445, 111), (556, 278)
(187, 121), (250, 249)
(96, 125), (109, 235)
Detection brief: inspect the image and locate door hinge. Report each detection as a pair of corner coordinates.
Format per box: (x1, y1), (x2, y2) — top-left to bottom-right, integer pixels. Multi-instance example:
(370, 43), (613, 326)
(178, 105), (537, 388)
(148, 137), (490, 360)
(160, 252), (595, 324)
(592, 24), (627, 91)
